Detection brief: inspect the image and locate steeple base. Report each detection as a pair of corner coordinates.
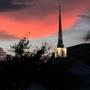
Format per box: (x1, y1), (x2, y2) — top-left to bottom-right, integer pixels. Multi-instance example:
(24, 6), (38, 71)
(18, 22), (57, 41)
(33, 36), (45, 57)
(55, 48), (67, 58)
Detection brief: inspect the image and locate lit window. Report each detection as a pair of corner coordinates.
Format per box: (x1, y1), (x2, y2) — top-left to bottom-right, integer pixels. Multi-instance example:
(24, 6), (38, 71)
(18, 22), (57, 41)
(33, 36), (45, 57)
(55, 48), (67, 58)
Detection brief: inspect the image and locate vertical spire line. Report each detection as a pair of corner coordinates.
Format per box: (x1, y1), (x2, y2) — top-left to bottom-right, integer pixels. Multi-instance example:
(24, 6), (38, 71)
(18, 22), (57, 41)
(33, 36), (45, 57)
(57, 5), (64, 48)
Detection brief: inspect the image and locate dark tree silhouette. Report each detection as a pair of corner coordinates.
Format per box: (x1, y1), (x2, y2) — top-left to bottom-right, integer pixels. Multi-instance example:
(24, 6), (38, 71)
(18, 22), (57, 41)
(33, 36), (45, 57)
(83, 31), (90, 41)
(0, 36), (85, 90)
(10, 37), (30, 57)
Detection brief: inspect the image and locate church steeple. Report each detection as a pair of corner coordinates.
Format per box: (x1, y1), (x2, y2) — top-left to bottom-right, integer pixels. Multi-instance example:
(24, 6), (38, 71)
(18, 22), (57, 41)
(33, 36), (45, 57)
(55, 5), (67, 58)
(57, 5), (64, 48)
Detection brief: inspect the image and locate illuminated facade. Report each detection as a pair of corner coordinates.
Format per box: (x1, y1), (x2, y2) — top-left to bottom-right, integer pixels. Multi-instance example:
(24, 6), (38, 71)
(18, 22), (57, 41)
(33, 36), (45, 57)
(55, 6), (67, 58)
(55, 48), (67, 58)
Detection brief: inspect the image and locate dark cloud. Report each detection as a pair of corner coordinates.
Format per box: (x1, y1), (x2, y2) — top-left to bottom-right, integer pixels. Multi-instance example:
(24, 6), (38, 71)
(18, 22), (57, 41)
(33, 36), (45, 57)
(79, 14), (90, 20)
(0, 0), (32, 12)
(27, 0), (89, 14)
(3, 0), (90, 19)
(0, 31), (17, 40)
(0, 0), (89, 16)
(78, 13), (90, 25)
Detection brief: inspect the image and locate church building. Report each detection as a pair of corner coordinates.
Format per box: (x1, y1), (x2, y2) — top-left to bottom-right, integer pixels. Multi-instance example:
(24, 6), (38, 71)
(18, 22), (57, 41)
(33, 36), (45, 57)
(55, 6), (67, 58)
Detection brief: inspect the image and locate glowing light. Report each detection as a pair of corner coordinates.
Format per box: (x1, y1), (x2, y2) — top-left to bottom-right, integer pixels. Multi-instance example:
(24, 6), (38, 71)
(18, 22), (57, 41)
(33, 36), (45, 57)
(55, 48), (67, 58)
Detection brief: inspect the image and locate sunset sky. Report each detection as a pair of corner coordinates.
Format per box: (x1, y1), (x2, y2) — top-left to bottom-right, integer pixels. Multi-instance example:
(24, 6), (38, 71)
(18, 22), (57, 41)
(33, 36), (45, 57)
(0, 0), (90, 53)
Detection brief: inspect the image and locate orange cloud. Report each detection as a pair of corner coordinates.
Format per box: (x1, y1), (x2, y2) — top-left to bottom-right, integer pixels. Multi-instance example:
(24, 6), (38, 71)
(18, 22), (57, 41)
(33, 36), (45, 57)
(0, 4), (87, 39)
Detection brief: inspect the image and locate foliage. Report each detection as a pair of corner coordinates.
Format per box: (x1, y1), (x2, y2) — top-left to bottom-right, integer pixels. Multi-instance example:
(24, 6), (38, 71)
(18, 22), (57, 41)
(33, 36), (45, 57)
(9, 36), (52, 68)
(0, 37), (85, 90)
(10, 37), (30, 57)
(83, 31), (90, 41)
